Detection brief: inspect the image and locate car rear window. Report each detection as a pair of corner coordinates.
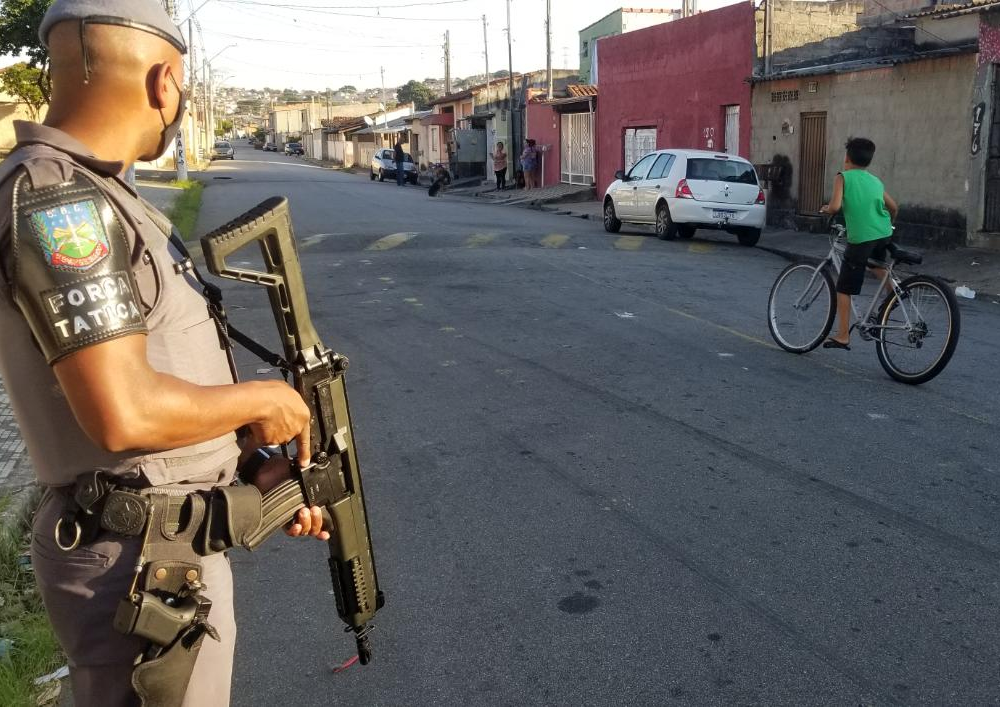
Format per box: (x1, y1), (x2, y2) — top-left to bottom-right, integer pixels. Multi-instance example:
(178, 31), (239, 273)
(215, 142), (231, 148)
(288, 143), (301, 148)
(686, 158), (757, 185)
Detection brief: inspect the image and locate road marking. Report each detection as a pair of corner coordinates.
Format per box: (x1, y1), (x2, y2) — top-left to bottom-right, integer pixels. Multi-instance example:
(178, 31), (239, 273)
(300, 233), (347, 249)
(718, 353), (735, 358)
(379, 277), (394, 283)
(867, 413), (888, 420)
(465, 234), (496, 248)
(440, 326), (457, 332)
(614, 236), (644, 251)
(367, 232), (418, 251)
(540, 234), (570, 249)
(688, 243), (715, 254)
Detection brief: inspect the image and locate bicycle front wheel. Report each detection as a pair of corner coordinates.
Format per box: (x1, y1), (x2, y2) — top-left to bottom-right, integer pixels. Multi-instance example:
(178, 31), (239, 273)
(875, 275), (961, 384)
(767, 263), (836, 353)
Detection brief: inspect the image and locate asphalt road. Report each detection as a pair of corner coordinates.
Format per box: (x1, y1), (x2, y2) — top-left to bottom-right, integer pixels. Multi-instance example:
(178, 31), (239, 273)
(195, 149), (1000, 707)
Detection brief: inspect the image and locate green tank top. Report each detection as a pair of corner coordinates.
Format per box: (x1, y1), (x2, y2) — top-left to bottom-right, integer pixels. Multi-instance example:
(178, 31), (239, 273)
(841, 169), (892, 244)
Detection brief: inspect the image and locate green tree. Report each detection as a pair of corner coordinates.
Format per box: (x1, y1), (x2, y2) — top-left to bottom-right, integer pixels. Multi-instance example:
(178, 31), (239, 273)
(338, 84), (357, 94)
(0, 0), (54, 102)
(0, 63), (47, 119)
(396, 80), (434, 110)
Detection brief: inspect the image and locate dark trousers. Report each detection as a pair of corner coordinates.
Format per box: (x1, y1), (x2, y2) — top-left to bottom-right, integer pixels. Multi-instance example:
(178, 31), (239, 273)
(495, 168), (507, 190)
(396, 161), (405, 186)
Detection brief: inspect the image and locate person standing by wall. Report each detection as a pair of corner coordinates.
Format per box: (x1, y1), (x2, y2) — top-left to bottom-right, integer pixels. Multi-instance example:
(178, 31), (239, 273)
(520, 138), (539, 190)
(493, 141), (508, 191)
(394, 136), (406, 187)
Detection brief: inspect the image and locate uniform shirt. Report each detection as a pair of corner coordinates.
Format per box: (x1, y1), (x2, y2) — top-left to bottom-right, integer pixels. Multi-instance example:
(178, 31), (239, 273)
(0, 121), (239, 488)
(841, 169), (893, 244)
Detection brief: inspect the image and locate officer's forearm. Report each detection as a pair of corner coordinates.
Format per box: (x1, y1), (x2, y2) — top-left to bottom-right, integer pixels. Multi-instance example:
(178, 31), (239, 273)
(53, 334), (290, 453)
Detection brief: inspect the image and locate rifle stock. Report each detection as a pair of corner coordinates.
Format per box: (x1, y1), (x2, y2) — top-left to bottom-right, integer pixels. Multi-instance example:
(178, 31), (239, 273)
(201, 197), (384, 664)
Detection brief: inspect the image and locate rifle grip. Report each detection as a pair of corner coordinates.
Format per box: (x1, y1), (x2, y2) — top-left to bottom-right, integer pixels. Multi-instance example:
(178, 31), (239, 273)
(200, 196), (290, 282)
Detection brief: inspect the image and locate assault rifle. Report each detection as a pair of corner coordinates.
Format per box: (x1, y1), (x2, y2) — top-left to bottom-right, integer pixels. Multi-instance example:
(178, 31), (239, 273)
(201, 197), (384, 663)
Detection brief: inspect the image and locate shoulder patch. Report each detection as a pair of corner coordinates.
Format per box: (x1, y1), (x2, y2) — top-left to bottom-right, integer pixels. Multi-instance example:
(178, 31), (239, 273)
(28, 198), (111, 271)
(10, 170), (147, 363)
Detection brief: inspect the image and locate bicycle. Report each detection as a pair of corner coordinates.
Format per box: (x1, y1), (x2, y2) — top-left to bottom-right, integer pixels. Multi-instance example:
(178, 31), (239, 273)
(767, 223), (961, 384)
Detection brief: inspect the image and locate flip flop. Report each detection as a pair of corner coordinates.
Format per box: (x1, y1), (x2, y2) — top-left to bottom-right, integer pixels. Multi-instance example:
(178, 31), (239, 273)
(822, 338), (851, 351)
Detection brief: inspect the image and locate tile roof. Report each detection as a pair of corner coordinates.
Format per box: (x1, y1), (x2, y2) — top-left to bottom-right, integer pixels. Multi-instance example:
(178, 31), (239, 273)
(566, 84), (599, 97)
(904, 0), (1000, 18)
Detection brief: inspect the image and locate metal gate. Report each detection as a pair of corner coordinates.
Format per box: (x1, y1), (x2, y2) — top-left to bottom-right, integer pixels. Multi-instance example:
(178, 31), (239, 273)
(985, 68), (1000, 231)
(624, 127), (657, 173)
(724, 105), (740, 155)
(798, 112), (827, 214)
(560, 112), (595, 185)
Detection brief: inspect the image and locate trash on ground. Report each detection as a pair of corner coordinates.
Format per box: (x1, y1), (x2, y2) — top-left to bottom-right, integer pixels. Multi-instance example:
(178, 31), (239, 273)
(614, 312), (636, 319)
(35, 681), (61, 706)
(0, 637), (13, 658)
(955, 285), (976, 299)
(34, 665), (69, 685)
(256, 368), (273, 375)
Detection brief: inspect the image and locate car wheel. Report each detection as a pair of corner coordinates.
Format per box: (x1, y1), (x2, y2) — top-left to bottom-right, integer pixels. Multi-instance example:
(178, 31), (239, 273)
(370, 170), (376, 181)
(409, 175), (418, 185)
(737, 228), (761, 247)
(378, 169), (385, 182)
(678, 225), (696, 239)
(603, 199), (622, 233)
(655, 203), (678, 241)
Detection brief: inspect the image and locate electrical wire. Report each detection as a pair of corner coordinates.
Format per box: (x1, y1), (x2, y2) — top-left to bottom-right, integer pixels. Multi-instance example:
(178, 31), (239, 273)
(218, 0), (481, 21)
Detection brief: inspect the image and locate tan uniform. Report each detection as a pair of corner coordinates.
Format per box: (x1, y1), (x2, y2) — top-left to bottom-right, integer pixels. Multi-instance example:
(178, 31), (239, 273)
(0, 122), (240, 707)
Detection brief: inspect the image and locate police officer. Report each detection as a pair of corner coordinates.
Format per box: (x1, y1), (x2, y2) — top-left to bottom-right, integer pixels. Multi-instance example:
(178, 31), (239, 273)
(0, 2), (329, 705)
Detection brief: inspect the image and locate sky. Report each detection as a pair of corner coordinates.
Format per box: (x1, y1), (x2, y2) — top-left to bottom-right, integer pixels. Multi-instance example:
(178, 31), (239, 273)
(176, 0), (745, 92)
(1, 0), (746, 92)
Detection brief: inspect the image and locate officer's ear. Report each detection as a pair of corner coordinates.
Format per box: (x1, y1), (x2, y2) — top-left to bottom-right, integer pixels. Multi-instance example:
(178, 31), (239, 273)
(150, 62), (173, 111)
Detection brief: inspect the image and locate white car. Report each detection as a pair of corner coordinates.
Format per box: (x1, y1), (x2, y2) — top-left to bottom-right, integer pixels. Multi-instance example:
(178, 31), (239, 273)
(603, 149), (766, 246)
(370, 148), (419, 184)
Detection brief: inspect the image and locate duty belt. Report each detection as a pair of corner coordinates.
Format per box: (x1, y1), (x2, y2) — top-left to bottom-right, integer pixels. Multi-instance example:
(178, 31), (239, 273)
(52, 470), (268, 556)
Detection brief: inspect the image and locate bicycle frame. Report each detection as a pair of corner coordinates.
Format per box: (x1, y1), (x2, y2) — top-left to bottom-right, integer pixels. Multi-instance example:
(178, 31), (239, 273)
(793, 226), (920, 340)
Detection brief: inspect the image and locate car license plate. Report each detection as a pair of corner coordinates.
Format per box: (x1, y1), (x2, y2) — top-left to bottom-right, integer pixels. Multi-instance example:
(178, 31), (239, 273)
(713, 209), (737, 219)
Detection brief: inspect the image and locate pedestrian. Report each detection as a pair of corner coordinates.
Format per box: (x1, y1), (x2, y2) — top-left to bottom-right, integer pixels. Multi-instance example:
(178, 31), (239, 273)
(0, 2), (327, 706)
(394, 136), (407, 187)
(820, 137), (899, 350)
(493, 141), (508, 191)
(521, 138), (539, 190)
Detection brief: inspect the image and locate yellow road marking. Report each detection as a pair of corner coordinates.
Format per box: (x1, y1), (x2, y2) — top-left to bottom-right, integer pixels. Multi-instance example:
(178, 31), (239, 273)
(465, 234), (496, 248)
(440, 326), (457, 332)
(688, 243), (715, 253)
(367, 232), (417, 251)
(540, 234), (570, 249)
(614, 236), (644, 251)
(379, 277), (394, 282)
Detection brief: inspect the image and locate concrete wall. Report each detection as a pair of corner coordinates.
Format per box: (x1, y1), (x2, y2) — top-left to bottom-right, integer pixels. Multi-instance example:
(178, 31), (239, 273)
(751, 53), (977, 247)
(579, 10), (623, 84)
(596, 3), (755, 194)
(757, 0), (864, 61)
(0, 100), (45, 153)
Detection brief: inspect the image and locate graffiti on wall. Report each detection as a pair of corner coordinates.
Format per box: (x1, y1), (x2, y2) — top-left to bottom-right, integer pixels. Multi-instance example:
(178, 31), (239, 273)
(972, 102), (986, 156)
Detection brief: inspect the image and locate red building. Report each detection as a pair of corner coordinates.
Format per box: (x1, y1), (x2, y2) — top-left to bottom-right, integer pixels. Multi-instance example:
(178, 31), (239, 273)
(595, 3), (755, 193)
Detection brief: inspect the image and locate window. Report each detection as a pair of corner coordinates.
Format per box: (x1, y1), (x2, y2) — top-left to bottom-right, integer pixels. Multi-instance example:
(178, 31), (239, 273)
(771, 90), (799, 103)
(647, 153), (674, 180)
(628, 153), (658, 181)
(582, 40), (589, 57)
(686, 158), (758, 185)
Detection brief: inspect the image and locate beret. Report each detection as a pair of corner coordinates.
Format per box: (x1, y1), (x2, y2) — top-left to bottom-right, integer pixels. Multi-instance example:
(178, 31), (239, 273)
(40, 0), (187, 54)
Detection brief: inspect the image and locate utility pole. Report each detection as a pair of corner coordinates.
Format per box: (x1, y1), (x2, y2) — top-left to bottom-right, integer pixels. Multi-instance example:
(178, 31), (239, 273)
(162, 0), (187, 179)
(482, 15), (490, 112)
(506, 0), (516, 152)
(443, 31), (452, 94)
(546, 0), (553, 100)
(764, 0), (773, 77)
(188, 20), (198, 162)
(380, 66), (388, 140)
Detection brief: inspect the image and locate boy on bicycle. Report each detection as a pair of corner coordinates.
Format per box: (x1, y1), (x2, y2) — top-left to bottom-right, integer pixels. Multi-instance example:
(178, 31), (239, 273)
(820, 137), (898, 350)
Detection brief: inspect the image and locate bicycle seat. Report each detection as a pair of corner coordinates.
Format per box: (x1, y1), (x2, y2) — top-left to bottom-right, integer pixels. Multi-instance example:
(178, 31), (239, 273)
(887, 242), (923, 265)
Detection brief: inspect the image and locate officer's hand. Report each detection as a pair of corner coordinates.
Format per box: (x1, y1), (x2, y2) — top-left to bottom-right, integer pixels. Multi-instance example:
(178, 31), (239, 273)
(248, 381), (312, 467)
(250, 455), (330, 541)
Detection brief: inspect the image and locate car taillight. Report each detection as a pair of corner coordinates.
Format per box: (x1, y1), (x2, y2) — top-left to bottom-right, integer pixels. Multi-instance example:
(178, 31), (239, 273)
(675, 179), (694, 199)
(755, 188), (766, 205)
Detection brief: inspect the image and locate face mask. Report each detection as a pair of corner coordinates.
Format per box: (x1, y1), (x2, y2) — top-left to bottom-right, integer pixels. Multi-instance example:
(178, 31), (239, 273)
(142, 72), (187, 162)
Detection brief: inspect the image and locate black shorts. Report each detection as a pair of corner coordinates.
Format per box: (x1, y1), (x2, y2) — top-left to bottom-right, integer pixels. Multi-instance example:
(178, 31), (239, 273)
(837, 237), (891, 295)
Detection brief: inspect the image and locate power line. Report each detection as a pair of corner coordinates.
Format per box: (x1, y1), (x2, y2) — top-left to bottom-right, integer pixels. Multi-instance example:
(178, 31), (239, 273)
(221, 0), (473, 7)
(218, 0), (480, 21)
(202, 28), (446, 49)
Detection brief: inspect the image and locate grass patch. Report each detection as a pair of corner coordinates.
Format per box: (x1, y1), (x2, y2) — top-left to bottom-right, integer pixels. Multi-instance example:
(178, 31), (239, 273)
(167, 179), (205, 241)
(0, 495), (63, 707)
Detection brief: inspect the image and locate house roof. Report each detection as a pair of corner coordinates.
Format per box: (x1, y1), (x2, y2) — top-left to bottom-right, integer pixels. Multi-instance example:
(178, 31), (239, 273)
(752, 44), (977, 82)
(904, 0), (1000, 18)
(428, 75), (524, 106)
(566, 84), (599, 97)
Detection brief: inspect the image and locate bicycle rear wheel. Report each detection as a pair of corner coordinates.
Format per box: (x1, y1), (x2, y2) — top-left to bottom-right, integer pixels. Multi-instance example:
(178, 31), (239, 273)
(875, 275), (960, 384)
(767, 263), (836, 353)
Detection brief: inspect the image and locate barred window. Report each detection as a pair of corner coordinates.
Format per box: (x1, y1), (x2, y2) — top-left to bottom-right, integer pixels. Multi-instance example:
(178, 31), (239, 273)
(771, 90), (800, 103)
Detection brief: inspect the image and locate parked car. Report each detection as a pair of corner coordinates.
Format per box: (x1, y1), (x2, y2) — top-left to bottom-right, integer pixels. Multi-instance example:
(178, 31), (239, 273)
(263, 142), (278, 152)
(210, 140), (235, 161)
(603, 149), (766, 246)
(284, 142), (304, 156)
(370, 148), (418, 184)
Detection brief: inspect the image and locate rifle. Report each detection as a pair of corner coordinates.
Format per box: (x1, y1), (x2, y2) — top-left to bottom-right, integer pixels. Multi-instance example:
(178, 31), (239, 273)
(201, 196), (385, 664)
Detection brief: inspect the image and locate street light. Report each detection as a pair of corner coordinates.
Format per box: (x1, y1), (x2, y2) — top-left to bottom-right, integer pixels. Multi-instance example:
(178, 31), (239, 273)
(203, 44), (236, 146)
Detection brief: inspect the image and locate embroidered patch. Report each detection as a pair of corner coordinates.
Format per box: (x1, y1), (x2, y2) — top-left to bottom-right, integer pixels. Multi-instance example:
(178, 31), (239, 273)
(29, 199), (111, 271)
